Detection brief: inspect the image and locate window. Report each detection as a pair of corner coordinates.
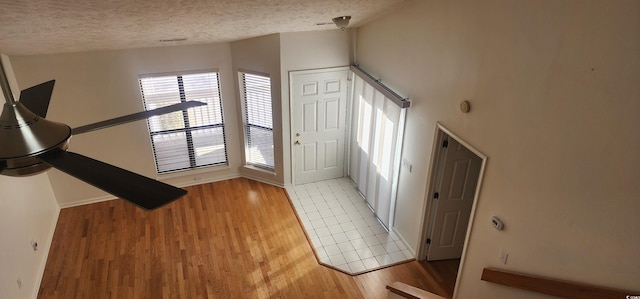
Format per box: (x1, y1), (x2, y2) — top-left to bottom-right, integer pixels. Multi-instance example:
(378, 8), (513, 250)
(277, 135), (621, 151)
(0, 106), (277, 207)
(239, 72), (274, 170)
(139, 71), (227, 173)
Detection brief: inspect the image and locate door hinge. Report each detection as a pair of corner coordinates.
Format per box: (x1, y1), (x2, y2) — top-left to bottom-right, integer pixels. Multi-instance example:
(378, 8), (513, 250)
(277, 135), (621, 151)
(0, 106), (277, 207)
(434, 192), (439, 199)
(426, 238), (431, 244)
(442, 139), (449, 148)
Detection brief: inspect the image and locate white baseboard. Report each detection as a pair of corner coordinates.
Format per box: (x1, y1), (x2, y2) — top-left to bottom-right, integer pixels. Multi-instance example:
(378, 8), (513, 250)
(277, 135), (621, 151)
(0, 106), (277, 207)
(240, 173), (285, 188)
(392, 227), (417, 258)
(173, 173), (241, 189)
(58, 194), (117, 209)
(57, 173), (260, 209)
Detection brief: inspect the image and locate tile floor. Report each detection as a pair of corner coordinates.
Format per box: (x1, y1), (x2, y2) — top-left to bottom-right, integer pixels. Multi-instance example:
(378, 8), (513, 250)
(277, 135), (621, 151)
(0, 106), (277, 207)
(286, 177), (414, 275)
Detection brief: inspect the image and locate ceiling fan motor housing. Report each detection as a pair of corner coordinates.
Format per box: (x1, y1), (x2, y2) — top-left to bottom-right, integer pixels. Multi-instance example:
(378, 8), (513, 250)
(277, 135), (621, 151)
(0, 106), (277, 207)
(0, 102), (71, 176)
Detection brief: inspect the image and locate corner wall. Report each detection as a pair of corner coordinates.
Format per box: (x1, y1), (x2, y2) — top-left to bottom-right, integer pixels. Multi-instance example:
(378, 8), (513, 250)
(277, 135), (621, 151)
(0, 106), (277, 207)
(8, 30), (354, 205)
(355, 0), (640, 297)
(230, 34), (284, 185)
(280, 30), (354, 185)
(229, 30), (354, 186)
(10, 44), (242, 206)
(0, 174), (60, 299)
(0, 56), (61, 299)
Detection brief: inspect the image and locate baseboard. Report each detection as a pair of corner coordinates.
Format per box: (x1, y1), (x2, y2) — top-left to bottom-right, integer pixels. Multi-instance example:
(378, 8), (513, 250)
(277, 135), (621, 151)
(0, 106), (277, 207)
(58, 194), (117, 209)
(31, 205), (61, 299)
(173, 173), (242, 189)
(58, 173), (254, 209)
(392, 227), (417, 258)
(240, 173), (285, 188)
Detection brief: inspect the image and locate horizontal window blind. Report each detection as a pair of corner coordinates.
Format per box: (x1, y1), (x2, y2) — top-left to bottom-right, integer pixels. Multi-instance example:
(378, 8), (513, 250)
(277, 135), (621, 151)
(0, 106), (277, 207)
(139, 72), (227, 173)
(240, 72), (274, 170)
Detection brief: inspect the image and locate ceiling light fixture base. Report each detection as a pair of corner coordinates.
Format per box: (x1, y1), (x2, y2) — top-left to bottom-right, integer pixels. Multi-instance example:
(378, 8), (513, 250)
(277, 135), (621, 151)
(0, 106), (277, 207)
(333, 16), (351, 31)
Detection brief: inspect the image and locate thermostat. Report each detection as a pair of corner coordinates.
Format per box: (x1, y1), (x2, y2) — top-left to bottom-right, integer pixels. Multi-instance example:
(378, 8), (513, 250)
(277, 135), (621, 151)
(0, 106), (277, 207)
(491, 216), (505, 231)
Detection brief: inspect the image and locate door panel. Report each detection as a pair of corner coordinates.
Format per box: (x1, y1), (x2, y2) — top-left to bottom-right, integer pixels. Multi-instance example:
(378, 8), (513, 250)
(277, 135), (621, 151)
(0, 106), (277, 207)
(440, 211), (461, 247)
(302, 82), (318, 95)
(302, 143), (317, 171)
(427, 137), (482, 261)
(292, 68), (348, 184)
(324, 139), (338, 168)
(325, 99), (340, 130)
(302, 102), (317, 132)
(325, 79), (341, 93)
(448, 159), (471, 199)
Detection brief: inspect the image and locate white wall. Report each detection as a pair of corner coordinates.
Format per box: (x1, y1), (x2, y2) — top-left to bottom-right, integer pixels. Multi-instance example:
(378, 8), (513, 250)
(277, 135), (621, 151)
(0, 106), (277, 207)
(1, 55), (60, 299)
(10, 44), (243, 206)
(7, 30), (354, 206)
(0, 174), (60, 299)
(229, 30), (353, 186)
(356, 0), (640, 298)
(230, 34), (284, 185)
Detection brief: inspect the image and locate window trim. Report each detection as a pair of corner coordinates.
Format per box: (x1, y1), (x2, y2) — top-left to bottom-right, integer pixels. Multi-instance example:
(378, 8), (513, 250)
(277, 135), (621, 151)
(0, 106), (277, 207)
(238, 69), (275, 172)
(139, 69), (228, 174)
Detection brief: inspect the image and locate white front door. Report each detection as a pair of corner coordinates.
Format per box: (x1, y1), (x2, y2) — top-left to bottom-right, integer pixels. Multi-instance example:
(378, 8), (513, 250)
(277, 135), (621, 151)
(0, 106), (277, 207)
(427, 136), (482, 261)
(291, 67), (348, 184)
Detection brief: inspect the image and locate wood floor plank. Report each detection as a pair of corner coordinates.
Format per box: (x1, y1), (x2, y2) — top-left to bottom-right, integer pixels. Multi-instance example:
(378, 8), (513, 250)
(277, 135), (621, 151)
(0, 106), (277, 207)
(38, 178), (457, 298)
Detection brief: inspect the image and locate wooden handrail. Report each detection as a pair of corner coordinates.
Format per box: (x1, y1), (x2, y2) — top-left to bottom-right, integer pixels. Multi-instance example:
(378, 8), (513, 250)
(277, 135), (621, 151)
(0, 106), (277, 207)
(481, 267), (638, 299)
(386, 282), (447, 299)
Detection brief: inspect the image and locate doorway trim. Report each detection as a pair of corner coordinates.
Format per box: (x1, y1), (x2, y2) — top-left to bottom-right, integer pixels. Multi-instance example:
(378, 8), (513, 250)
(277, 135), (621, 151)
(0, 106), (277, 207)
(417, 122), (488, 298)
(288, 66), (350, 186)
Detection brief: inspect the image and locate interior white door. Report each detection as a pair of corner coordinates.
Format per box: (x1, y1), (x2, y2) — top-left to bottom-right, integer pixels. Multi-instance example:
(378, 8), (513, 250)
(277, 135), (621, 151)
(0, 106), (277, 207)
(291, 68), (348, 184)
(427, 136), (482, 261)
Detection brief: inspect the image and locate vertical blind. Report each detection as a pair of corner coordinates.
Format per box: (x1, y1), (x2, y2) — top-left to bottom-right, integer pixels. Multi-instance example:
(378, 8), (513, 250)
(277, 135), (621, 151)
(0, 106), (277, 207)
(240, 72), (275, 170)
(348, 71), (407, 229)
(139, 72), (227, 173)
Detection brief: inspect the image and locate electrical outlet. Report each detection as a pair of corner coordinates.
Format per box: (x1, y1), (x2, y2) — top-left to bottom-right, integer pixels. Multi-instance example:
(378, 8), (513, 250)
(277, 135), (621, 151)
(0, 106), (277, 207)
(17, 278), (22, 289)
(499, 249), (509, 264)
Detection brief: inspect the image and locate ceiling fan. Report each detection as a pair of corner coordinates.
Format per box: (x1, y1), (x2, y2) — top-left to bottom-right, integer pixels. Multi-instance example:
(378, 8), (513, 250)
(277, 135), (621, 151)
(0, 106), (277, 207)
(0, 58), (205, 210)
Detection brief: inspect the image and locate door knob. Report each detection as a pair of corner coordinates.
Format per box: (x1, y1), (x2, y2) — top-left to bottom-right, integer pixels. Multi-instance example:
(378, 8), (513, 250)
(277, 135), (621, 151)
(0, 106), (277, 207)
(296, 133), (300, 137)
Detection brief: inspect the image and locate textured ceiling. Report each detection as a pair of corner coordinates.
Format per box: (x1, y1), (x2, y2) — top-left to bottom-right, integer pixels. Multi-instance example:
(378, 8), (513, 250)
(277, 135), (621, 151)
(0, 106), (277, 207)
(0, 0), (406, 55)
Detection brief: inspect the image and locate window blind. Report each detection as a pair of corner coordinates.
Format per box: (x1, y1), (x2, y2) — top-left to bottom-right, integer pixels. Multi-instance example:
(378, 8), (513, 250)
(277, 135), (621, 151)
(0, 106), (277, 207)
(240, 72), (274, 170)
(139, 72), (227, 173)
(348, 71), (407, 229)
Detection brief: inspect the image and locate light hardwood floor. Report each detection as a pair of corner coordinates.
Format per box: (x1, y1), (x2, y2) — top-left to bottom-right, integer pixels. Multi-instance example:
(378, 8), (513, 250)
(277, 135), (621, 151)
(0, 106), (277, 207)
(38, 178), (458, 298)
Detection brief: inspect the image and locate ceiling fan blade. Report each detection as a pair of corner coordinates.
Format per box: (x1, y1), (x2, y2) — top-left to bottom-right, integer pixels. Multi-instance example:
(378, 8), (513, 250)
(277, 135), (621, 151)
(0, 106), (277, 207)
(39, 149), (186, 210)
(71, 101), (206, 135)
(18, 80), (55, 118)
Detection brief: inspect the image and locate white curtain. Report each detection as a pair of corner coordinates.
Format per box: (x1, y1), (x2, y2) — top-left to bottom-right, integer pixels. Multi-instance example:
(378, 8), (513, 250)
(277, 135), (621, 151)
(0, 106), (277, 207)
(348, 73), (406, 229)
